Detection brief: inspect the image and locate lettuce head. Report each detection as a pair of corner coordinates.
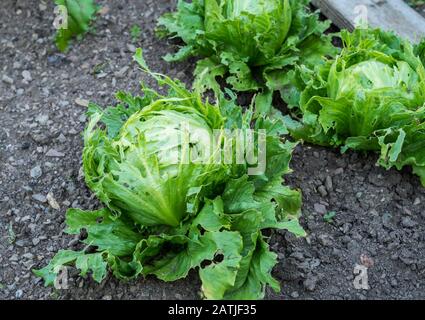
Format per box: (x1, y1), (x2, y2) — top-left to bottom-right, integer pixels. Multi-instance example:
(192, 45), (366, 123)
(283, 28), (425, 185)
(33, 49), (305, 300)
(157, 0), (337, 104)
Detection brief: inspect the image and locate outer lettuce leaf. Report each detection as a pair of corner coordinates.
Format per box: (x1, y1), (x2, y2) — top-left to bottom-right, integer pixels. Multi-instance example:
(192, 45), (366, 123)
(158, 0), (337, 100)
(284, 28), (425, 185)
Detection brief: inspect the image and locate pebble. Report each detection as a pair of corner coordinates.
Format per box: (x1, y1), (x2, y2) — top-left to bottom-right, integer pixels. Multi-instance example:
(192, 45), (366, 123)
(114, 66), (129, 78)
(75, 98), (89, 107)
(45, 149), (65, 157)
(35, 114), (49, 125)
(401, 217), (417, 228)
(2, 75), (14, 84)
(15, 289), (23, 299)
(334, 168), (344, 175)
(22, 70), (32, 82)
(32, 193), (46, 203)
(314, 203), (327, 215)
(318, 185), (328, 197)
(382, 213), (393, 228)
(47, 192), (60, 210)
(9, 254), (19, 262)
(325, 176), (333, 192)
(22, 253), (34, 260)
(318, 234), (333, 247)
(30, 165), (42, 178)
(414, 198), (421, 206)
(290, 291), (299, 298)
(57, 133), (67, 143)
(78, 114), (87, 123)
(127, 44), (136, 52)
(303, 276), (318, 291)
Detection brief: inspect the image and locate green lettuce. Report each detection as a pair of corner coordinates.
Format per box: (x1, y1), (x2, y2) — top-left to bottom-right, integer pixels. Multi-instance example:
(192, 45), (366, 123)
(283, 28), (425, 185)
(54, 0), (99, 52)
(157, 0), (337, 105)
(34, 49), (304, 300)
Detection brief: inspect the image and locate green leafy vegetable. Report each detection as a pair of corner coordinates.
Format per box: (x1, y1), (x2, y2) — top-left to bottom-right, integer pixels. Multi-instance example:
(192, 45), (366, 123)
(283, 28), (425, 186)
(34, 49), (304, 300)
(54, 0), (99, 52)
(157, 0), (337, 105)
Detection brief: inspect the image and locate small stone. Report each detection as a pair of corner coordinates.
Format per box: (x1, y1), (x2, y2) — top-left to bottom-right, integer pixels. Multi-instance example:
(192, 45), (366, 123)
(325, 176), (333, 192)
(290, 291), (299, 298)
(414, 198), (421, 206)
(98, 5), (110, 15)
(45, 149), (65, 157)
(22, 70), (32, 82)
(303, 276), (318, 291)
(78, 114), (87, 123)
(46, 192), (60, 210)
(318, 185), (328, 197)
(32, 193), (46, 203)
(334, 168), (344, 175)
(114, 66), (129, 78)
(32, 238), (40, 246)
(22, 253), (34, 260)
(30, 166), (42, 179)
(57, 133), (67, 143)
(314, 203), (327, 215)
(2, 74), (14, 84)
(35, 114), (49, 125)
(401, 217), (417, 228)
(127, 44), (136, 52)
(62, 200), (71, 207)
(318, 234), (333, 246)
(75, 98), (89, 107)
(382, 213), (393, 228)
(9, 254), (19, 262)
(15, 289), (23, 299)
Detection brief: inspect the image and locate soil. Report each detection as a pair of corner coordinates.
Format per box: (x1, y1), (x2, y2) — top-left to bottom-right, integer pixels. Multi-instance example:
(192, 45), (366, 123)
(0, 0), (424, 300)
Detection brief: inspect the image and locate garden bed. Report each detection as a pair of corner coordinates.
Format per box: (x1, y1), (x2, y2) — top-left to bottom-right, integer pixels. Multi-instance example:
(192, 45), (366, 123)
(0, 0), (424, 300)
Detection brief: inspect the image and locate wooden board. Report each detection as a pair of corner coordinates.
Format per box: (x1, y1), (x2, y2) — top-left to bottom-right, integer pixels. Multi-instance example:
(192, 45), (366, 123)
(312, 0), (425, 43)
